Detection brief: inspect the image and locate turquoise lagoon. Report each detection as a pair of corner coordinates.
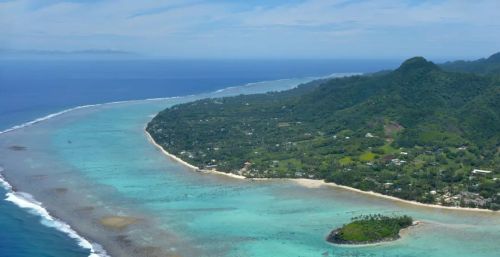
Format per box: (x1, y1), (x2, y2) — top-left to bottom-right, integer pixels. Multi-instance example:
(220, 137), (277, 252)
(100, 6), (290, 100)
(0, 77), (499, 257)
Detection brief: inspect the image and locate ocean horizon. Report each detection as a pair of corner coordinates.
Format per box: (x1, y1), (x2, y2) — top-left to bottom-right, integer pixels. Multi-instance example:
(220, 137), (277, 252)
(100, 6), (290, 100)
(3, 1), (499, 256)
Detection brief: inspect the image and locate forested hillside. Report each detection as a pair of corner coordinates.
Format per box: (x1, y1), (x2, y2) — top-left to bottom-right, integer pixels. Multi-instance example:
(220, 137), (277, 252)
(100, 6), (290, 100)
(147, 56), (500, 209)
(441, 52), (500, 75)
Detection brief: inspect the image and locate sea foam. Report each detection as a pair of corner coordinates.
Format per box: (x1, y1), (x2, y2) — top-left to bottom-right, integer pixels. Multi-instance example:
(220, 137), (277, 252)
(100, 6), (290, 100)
(0, 97), (182, 136)
(0, 74), (353, 257)
(0, 90), (215, 257)
(0, 96), (189, 257)
(0, 172), (110, 257)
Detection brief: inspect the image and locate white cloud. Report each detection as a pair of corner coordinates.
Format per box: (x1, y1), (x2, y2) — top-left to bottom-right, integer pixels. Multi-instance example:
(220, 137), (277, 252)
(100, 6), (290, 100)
(1, 0), (499, 58)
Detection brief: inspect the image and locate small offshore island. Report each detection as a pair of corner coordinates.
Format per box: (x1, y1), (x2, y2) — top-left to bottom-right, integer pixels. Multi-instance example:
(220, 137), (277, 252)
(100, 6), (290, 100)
(147, 53), (500, 210)
(327, 214), (414, 245)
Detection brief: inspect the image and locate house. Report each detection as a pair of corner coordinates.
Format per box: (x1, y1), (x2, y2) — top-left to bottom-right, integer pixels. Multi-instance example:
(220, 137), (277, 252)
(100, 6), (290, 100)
(391, 158), (406, 166)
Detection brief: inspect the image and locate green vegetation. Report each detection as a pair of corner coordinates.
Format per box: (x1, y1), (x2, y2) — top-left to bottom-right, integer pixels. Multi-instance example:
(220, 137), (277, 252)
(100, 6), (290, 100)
(441, 52), (500, 76)
(327, 214), (413, 244)
(147, 54), (500, 210)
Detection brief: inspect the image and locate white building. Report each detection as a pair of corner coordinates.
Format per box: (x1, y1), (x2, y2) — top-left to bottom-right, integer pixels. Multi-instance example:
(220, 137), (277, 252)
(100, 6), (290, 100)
(472, 169), (492, 174)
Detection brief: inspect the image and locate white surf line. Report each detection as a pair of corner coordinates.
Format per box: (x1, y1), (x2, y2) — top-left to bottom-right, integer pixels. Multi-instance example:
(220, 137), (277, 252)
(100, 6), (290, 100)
(0, 73), (354, 136)
(210, 73), (358, 94)
(0, 73), (355, 256)
(0, 170), (109, 257)
(0, 98), (178, 136)
(0, 97), (189, 256)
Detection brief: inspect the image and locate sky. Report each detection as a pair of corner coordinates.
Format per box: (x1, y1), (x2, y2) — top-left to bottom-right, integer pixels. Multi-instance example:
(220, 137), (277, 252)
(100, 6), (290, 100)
(1, 0), (500, 59)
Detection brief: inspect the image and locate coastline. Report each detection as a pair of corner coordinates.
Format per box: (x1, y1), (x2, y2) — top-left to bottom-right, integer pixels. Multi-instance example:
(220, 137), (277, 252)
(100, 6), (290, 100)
(144, 130), (246, 180)
(0, 75), (330, 257)
(0, 99), (186, 257)
(145, 130), (497, 213)
(0, 70), (345, 136)
(0, 70), (495, 257)
(0, 96), (186, 136)
(290, 179), (496, 213)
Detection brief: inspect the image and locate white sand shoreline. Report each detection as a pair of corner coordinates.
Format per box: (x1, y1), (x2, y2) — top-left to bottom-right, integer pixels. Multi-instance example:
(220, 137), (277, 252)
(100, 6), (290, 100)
(145, 130), (246, 179)
(145, 130), (497, 214)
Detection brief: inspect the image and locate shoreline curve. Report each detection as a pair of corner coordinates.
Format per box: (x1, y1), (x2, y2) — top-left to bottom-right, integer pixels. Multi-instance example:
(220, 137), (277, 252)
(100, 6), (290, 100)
(0, 74), (348, 257)
(145, 130), (497, 213)
(0, 75), (328, 257)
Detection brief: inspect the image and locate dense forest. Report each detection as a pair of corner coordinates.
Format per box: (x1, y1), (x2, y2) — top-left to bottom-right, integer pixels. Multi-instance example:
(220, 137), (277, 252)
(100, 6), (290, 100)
(147, 54), (500, 210)
(441, 52), (500, 75)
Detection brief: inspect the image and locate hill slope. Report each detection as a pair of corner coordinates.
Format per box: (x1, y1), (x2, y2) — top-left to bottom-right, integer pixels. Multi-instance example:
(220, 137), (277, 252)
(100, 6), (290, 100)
(147, 57), (500, 209)
(440, 52), (500, 75)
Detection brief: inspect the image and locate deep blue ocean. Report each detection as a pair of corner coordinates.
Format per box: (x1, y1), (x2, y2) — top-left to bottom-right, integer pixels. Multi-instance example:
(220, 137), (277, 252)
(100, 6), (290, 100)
(0, 59), (399, 257)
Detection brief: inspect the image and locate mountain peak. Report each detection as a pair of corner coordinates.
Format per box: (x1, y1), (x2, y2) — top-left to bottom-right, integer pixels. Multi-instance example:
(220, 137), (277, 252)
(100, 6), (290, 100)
(396, 57), (439, 73)
(486, 52), (500, 62)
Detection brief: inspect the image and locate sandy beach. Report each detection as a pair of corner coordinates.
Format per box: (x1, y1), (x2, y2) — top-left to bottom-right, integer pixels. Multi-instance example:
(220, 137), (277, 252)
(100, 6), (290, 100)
(145, 130), (497, 213)
(145, 130), (246, 179)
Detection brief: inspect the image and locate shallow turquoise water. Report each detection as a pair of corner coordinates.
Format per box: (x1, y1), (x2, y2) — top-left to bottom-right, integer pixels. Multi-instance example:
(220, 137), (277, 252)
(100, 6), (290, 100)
(1, 77), (499, 257)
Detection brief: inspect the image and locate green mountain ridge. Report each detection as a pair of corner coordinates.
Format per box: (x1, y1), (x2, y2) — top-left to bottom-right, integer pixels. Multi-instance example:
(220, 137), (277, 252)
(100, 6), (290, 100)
(147, 54), (500, 210)
(440, 52), (500, 75)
